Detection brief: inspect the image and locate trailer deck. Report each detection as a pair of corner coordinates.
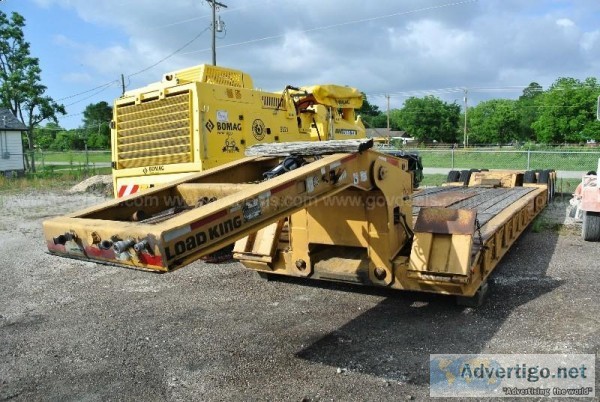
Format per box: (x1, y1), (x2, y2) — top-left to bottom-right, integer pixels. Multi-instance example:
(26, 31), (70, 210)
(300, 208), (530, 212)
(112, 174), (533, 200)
(413, 186), (537, 230)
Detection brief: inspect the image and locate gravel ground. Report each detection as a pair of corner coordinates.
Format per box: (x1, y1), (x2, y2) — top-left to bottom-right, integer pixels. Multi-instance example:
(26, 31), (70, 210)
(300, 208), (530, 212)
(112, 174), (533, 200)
(0, 190), (598, 401)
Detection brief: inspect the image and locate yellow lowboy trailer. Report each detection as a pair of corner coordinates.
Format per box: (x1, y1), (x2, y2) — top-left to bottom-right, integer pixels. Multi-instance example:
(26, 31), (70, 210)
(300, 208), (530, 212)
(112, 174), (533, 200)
(43, 140), (551, 305)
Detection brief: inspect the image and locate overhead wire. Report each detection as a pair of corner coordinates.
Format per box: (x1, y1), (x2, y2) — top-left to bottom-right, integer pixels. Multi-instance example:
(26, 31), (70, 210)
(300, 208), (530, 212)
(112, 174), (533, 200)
(55, 0), (476, 105)
(180, 0), (479, 56)
(148, 2), (266, 31)
(64, 81), (119, 107)
(56, 0), (479, 122)
(57, 80), (119, 102)
(127, 26), (211, 78)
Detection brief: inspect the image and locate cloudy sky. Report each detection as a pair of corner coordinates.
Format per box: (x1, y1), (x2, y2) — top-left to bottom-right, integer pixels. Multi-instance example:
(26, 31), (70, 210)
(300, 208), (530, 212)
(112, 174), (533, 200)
(2, 0), (600, 128)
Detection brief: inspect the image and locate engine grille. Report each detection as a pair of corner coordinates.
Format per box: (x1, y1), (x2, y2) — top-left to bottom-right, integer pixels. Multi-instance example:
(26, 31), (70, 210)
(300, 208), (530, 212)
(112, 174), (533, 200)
(115, 92), (192, 169)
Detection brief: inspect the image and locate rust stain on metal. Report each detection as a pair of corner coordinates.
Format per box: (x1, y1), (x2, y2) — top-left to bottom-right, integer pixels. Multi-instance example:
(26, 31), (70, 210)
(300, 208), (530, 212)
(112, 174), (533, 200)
(412, 191), (478, 208)
(414, 208), (476, 235)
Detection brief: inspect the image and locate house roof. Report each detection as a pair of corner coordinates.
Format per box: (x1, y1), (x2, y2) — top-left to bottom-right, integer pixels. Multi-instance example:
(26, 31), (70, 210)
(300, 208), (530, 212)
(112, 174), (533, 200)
(0, 108), (27, 130)
(365, 128), (410, 138)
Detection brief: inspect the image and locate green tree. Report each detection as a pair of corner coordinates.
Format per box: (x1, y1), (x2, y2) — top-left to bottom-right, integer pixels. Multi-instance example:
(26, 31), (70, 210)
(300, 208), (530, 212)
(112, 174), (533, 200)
(391, 96), (460, 142)
(532, 77), (600, 143)
(357, 94), (390, 128)
(357, 93), (381, 117)
(51, 130), (84, 151)
(82, 101), (112, 128)
(364, 113), (392, 129)
(516, 82), (543, 141)
(82, 101), (112, 149)
(34, 122), (63, 150)
(468, 99), (520, 144)
(0, 11), (66, 171)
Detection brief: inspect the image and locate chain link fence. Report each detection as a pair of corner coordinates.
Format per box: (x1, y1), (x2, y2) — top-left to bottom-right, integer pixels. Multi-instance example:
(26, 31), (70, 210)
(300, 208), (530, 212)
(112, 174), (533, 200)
(2, 150), (112, 177)
(18, 148), (600, 174)
(412, 149), (600, 173)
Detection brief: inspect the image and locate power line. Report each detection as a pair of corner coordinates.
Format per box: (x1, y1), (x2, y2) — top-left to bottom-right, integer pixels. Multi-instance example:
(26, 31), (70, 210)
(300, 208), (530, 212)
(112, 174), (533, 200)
(127, 26), (211, 78)
(147, 3), (262, 31)
(58, 112), (83, 119)
(52, 0), (478, 113)
(180, 0), (479, 56)
(368, 87), (465, 98)
(64, 81), (119, 107)
(55, 27), (210, 103)
(57, 80), (119, 102)
(366, 85), (539, 99)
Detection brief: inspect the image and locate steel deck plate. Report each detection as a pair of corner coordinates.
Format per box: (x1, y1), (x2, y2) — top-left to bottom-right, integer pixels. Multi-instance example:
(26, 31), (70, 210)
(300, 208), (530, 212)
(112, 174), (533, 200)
(411, 186), (536, 228)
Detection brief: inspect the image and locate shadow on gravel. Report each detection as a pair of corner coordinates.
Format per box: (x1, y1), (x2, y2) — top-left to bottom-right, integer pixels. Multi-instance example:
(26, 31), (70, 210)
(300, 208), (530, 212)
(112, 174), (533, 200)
(295, 227), (564, 384)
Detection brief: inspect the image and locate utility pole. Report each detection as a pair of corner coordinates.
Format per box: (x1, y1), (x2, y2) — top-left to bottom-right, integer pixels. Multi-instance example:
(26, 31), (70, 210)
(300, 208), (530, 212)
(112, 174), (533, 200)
(463, 89), (468, 148)
(121, 74), (125, 96)
(386, 94), (390, 146)
(207, 0), (227, 66)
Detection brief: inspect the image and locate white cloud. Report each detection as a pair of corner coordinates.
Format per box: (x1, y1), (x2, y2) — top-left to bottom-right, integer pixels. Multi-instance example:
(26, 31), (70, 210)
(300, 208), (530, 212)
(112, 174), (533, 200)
(556, 18), (575, 28)
(31, 0), (600, 121)
(581, 31), (600, 52)
(389, 20), (477, 71)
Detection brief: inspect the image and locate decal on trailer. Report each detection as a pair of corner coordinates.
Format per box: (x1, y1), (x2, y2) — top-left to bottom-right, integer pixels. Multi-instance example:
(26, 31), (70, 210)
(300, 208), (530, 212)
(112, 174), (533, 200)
(117, 184), (153, 198)
(163, 211), (243, 261)
(118, 184), (140, 198)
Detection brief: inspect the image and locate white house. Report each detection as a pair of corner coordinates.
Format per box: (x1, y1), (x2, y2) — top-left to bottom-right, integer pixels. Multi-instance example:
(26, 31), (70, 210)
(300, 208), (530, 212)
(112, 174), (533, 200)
(0, 108), (27, 177)
(365, 128), (416, 145)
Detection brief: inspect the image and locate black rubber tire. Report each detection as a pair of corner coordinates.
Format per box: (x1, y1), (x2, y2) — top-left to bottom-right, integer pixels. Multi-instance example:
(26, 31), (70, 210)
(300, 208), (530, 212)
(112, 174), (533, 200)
(549, 170), (556, 199)
(537, 170), (552, 202)
(582, 211), (600, 241)
(548, 172), (555, 201)
(458, 170), (471, 185)
(538, 170), (550, 184)
(523, 170), (536, 183)
(456, 282), (489, 307)
(447, 170), (460, 182)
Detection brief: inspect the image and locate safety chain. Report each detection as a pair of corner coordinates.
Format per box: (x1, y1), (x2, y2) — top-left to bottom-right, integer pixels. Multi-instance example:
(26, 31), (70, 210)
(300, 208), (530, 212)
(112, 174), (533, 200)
(473, 216), (488, 275)
(475, 216), (485, 250)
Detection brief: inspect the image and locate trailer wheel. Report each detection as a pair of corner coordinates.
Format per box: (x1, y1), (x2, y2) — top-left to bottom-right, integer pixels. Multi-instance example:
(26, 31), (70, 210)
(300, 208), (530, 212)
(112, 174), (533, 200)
(538, 170), (550, 184)
(456, 282), (489, 307)
(447, 170), (460, 182)
(458, 170), (472, 186)
(537, 170), (553, 202)
(582, 211), (600, 241)
(548, 172), (555, 201)
(523, 170), (536, 183)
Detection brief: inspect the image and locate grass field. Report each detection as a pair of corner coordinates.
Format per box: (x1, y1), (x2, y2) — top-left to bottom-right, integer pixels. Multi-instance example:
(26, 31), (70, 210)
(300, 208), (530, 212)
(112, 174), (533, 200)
(417, 149), (600, 171)
(31, 148), (600, 172)
(419, 172), (580, 195)
(35, 151), (111, 165)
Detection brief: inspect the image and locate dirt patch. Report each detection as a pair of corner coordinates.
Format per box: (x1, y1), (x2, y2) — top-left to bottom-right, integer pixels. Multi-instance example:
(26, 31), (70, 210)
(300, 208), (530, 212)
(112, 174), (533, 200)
(69, 175), (113, 197)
